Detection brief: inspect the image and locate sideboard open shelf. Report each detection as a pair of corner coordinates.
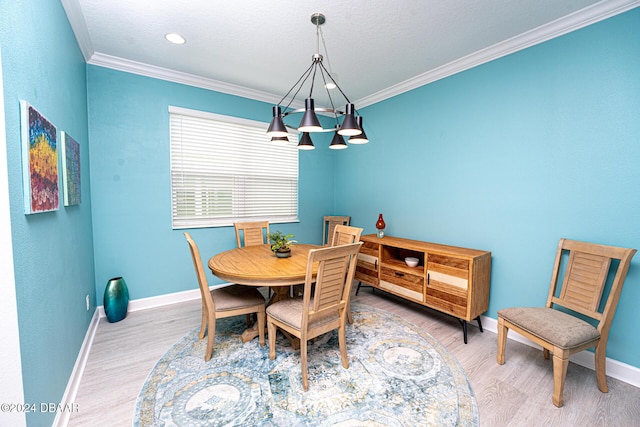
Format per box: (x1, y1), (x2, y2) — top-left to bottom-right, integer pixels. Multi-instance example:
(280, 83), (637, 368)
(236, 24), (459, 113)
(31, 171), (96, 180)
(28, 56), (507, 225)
(355, 234), (492, 343)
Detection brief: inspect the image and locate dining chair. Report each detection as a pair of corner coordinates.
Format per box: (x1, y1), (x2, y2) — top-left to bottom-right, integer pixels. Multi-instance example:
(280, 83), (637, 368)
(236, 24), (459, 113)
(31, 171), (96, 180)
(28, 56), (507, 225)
(234, 220), (272, 304)
(331, 224), (363, 324)
(292, 224), (363, 302)
(184, 232), (266, 362)
(496, 238), (636, 407)
(267, 242), (363, 391)
(322, 215), (350, 246)
(330, 224), (363, 246)
(234, 221), (270, 247)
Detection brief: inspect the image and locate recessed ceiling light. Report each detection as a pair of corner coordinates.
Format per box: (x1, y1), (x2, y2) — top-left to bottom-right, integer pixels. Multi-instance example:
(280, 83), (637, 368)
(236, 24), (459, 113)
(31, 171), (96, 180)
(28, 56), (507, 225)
(165, 33), (186, 45)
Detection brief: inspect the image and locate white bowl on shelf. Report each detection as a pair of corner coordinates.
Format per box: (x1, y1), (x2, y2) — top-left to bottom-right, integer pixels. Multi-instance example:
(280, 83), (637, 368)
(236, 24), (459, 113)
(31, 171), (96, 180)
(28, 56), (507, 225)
(405, 257), (419, 267)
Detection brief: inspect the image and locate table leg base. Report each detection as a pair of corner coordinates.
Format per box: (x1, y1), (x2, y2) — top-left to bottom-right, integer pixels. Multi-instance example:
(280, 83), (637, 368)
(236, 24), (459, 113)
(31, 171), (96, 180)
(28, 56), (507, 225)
(281, 330), (300, 350)
(240, 286), (304, 348)
(241, 326), (260, 343)
(241, 324), (300, 350)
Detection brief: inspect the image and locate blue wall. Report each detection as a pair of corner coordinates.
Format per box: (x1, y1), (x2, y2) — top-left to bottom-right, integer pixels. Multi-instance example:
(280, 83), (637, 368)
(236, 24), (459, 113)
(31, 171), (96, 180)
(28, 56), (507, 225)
(0, 1), (95, 425)
(335, 9), (640, 367)
(87, 67), (336, 300)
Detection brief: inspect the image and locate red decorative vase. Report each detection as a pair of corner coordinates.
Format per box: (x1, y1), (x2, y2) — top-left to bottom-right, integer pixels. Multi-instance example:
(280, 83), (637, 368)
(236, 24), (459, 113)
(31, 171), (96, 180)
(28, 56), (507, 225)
(376, 214), (386, 238)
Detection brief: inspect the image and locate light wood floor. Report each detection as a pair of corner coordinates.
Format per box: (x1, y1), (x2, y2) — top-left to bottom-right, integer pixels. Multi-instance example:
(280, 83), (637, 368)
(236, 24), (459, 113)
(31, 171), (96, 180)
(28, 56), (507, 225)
(68, 287), (640, 426)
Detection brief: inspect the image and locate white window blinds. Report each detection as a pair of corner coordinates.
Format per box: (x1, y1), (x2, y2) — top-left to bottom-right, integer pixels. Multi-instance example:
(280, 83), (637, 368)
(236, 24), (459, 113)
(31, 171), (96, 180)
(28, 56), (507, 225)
(169, 106), (299, 229)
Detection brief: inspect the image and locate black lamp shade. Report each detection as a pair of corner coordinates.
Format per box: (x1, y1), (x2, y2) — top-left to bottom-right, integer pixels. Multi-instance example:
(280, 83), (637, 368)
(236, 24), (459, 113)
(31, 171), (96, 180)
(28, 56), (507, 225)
(270, 136), (290, 145)
(297, 132), (315, 150)
(348, 116), (369, 144)
(267, 106), (288, 137)
(329, 131), (348, 150)
(337, 103), (362, 136)
(298, 98), (322, 132)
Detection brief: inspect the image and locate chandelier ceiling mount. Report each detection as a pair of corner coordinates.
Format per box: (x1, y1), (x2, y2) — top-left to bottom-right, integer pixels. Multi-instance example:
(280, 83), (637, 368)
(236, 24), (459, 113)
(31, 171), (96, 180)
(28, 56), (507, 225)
(266, 13), (369, 150)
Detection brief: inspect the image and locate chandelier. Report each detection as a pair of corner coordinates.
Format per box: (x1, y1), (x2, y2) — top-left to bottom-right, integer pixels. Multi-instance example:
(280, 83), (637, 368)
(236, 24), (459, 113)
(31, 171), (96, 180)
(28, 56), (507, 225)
(266, 13), (369, 150)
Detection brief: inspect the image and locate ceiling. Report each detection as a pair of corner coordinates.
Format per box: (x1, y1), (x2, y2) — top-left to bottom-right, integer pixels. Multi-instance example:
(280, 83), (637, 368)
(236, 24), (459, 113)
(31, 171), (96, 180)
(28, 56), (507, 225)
(61, 0), (638, 109)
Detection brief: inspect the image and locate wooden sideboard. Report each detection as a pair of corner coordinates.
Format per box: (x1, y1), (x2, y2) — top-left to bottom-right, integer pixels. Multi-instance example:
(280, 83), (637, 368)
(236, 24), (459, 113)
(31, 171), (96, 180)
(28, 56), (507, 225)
(355, 234), (492, 343)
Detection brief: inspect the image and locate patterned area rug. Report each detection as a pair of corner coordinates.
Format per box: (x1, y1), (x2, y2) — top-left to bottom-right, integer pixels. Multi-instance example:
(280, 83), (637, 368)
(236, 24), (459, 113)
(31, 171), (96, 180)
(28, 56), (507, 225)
(134, 304), (478, 426)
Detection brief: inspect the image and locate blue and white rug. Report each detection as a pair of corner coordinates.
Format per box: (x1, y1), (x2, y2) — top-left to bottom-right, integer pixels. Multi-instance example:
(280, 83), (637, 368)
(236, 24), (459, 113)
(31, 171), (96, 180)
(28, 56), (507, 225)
(134, 304), (478, 426)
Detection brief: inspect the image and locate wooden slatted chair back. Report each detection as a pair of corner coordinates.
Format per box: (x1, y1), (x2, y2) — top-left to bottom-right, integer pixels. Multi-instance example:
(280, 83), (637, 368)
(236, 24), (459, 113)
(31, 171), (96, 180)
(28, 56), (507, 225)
(331, 224), (363, 247)
(234, 221), (270, 247)
(304, 242), (363, 327)
(323, 215), (350, 245)
(184, 232), (215, 311)
(547, 239), (636, 329)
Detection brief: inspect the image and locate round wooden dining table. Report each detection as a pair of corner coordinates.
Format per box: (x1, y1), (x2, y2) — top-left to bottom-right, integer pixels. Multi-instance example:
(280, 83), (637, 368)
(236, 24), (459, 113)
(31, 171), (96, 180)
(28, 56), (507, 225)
(208, 243), (320, 346)
(208, 243), (319, 291)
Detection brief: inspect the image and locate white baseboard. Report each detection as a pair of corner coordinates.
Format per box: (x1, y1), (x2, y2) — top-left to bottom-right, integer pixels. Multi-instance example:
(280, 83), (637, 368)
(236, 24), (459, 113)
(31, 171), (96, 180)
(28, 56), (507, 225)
(96, 283), (235, 317)
(54, 309), (100, 427)
(96, 287), (204, 318)
(480, 315), (640, 389)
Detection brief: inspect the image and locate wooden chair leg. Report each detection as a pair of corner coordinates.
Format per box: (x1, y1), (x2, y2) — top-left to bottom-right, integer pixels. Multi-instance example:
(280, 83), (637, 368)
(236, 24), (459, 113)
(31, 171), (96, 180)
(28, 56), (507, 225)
(257, 307), (265, 347)
(301, 337), (309, 391)
(543, 348), (551, 360)
(594, 341), (608, 393)
(267, 320), (276, 360)
(204, 313), (216, 362)
(496, 316), (507, 365)
(552, 350), (569, 407)
(346, 299), (353, 324)
(199, 303), (207, 340)
(339, 323), (349, 369)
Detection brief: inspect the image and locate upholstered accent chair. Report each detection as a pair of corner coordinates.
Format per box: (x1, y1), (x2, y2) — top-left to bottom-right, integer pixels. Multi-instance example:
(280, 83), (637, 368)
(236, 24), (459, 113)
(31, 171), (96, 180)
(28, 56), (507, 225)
(497, 238), (636, 407)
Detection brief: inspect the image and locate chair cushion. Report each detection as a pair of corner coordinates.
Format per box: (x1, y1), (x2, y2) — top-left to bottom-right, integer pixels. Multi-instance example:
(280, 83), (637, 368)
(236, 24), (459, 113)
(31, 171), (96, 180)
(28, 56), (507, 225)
(498, 307), (600, 350)
(267, 297), (339, 331)
(211, 285), (265, 311)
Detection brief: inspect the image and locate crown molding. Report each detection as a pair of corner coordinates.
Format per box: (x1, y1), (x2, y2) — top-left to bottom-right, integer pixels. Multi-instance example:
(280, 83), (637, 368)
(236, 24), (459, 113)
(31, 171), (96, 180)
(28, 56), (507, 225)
(355, 0), (640, 108)
(87, 52), (286, 106)
(60, 0), (94, 61)
(67, 0), (639, 109)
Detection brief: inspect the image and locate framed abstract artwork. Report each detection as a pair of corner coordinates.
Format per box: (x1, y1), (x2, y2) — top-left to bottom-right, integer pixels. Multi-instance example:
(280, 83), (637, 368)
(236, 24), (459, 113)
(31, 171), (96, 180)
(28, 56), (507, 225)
(60, 131), (81, 206)
(20, 101), (59, 214)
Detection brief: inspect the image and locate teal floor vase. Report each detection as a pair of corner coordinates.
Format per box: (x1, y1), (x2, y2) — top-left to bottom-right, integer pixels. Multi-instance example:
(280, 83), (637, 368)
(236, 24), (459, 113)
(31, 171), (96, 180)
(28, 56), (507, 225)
(104, 277), (129, 323)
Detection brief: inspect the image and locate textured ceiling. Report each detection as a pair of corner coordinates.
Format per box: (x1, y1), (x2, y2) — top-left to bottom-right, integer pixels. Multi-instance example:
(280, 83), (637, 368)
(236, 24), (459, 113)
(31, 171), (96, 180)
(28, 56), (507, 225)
(62, 0), (639, 108)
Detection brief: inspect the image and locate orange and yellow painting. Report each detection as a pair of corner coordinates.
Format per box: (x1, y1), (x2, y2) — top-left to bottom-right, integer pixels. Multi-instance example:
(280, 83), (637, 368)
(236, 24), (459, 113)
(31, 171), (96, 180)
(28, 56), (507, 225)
(21, 101), (59, 213)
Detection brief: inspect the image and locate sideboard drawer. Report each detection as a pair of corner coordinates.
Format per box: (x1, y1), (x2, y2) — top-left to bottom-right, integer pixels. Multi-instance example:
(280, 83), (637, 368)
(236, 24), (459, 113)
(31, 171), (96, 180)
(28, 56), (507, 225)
(360, 240), (379, 256)
(356, 253), (378, 285)
(426, 254), (470, 317)
(426, 283), (467, 318)
(357, 253), (378, 266)
(356, 267), (378, 286)
(427, 255), (469, 291)
(380, 266), (423, 302)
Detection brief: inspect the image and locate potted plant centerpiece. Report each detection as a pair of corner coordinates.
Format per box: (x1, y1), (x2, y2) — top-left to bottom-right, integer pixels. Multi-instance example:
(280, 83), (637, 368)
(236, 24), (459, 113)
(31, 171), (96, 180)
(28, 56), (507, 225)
(269, 230), (296, 258)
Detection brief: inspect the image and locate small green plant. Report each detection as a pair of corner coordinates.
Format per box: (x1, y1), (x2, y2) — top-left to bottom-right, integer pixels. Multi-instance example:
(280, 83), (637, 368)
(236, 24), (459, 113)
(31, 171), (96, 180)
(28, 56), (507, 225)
(269, 230), (296, 253)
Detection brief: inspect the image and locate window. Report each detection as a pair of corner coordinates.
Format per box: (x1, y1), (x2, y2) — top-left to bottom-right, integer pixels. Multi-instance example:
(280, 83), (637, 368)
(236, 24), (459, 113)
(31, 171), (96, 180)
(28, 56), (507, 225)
(169, 106), (299, 229)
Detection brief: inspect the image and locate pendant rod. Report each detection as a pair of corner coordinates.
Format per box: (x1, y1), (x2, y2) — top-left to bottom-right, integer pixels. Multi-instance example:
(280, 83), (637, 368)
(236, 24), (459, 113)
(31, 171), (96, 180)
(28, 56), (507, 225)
(308, 61), (318, 98)
(276, 62), (315, 108)
(318, 61), (352, 105)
